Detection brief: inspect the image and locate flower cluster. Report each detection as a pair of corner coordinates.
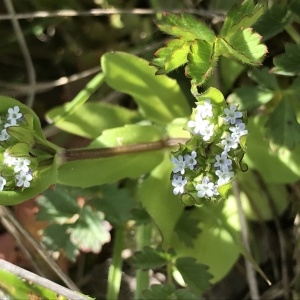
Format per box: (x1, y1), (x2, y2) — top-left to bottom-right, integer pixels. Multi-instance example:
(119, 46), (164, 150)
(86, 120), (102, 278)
(0, 106), (33, 191)
(171, 94), (248, 204)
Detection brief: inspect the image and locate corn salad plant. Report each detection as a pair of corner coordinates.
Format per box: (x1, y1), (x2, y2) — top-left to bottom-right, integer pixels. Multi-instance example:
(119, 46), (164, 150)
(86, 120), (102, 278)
(1, 0), (300, 298)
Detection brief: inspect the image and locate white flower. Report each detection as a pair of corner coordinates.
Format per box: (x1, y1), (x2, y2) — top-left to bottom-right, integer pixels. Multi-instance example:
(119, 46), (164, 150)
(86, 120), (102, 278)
(223, 105), (243, 125)
(0, 129), (9, 141)
(199, 121), (214, 141)
(3, 151), (18, 167)
(215, 168), (234, 186)
(171, 155), (186, 175)
(214, 152), (232, 171)
(187, 114), (206, 135)
(15, 172), (33, 188)
(195, 98), (213, 119)
(0, 176), (6, 191)
(229, 122), (248, 141)
(14, 158), (31, 173)
(195, 176), (215, 198)
(221, 134), (239, 152)
(171, 175), (187, 195)
(7, 106), (22, 124)
(184, 151), (197, 170)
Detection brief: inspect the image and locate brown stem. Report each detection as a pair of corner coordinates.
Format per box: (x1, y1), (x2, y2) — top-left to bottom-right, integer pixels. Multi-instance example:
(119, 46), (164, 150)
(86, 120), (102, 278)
(61, 138), (189, 162)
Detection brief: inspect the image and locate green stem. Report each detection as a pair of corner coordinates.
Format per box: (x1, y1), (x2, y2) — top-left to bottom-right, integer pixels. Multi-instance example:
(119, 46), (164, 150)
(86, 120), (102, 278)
(60, 138), (188, 162)
(285, 23), (300, 45)
(107, 225), (125, 300)
(134, 223), (152, 300)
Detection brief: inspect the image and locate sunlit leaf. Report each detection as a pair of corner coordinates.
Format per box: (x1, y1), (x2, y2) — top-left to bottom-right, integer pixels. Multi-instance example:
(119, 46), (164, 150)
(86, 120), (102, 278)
(156, 13), (215, 43)
(101, 52), (190, 124)
(220, 0), (267, 38)
(185, 40), (217, 86)
(70, 206), (111, 253)
(46, 102), (139, 139)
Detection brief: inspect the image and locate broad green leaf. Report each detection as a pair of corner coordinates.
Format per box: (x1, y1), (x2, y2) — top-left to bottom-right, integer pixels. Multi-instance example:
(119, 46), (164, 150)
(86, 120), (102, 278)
(185, 39), (217, 86)
(0, 269), (69, 300)
(138, 153), (184, 249)
(57, 125), (164, 187)
(152, 39), (192, 74)
(101, 52), (190, 125)
(41, 224), (79, 261)
(175, 257), (212, 295)
(248, 67), (279, 90)
(36, 186), (80, 223)
(171, 197), (240, 283)
(253, 5), (292, 41)
(133, 246), (174, 270)
(245, 116), (300, 183)
(238, 171), (289, 221)
(220, 0), (267, 38)
(227, 86), (274, 110)
(265, 98), (300, 149)
(173, 289), (198, 300)
(47, 72), (105, 124)
(272, 44), (300, 76)
(174, 211), (201, 248)
(90, 184), (136, 226)
(46, 102), (139, 139)
(166, 118), (190, 139)
(70, 206), (111, 253)
(219, 28), (267, 65)
(291, 0), (300, 21)
(156, 13), (215, 43)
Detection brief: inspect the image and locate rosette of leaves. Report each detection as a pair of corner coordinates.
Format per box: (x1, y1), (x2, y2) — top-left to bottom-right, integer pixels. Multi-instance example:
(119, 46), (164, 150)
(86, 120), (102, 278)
(151, 0), (268, 87)
(0, 96), (60, 205)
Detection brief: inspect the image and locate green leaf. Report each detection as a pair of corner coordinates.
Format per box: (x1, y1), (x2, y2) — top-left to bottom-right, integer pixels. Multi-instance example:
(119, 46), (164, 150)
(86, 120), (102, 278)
(46, 102), (139, 139)
(219, 28), (267, 65)
(220, 0), (267, 38)
(248, 67), (279, 90)
(36, 186), (80, 223)
(0, 269), (69, 300)
(156, 13), (215, 43)
(101, 52), (190, 125)
(171, 197), (241, 283)
(47, 72), (105, 124)
(137, 153), (184, 249)
(185, 39), (217, 86)
(41, 224), (79, 261)
(245, 116), (300, 183)
(174, 211), (201, 248)
(152, 39), (192, 74)
(57, 125), (164, 187)
(227, 86), (274, 110)
(265, 98), (300, 149)
(176, 257), (212, 295)
(141, 284), (175, 300)
(253, 5), (292, 41)
(90, 184), (136, 226)
(133, 246), (174, 270)
(272, 44), (300, 76)
(70, 206), (111, 253)
(173, 289), (198, 300)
